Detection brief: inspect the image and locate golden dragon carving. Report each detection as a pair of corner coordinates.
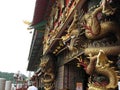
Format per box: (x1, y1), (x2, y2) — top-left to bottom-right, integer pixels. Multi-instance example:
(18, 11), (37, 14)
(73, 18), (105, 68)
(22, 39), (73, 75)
(81, 0), (120, 55)
(40, 54), (55, 90)
(79, 0), (120, 89)
(86, 50), (119, 90)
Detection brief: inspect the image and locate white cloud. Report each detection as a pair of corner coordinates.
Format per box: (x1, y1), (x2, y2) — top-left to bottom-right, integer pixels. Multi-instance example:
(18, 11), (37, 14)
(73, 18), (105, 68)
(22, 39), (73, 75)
(0, 0), (35, 76)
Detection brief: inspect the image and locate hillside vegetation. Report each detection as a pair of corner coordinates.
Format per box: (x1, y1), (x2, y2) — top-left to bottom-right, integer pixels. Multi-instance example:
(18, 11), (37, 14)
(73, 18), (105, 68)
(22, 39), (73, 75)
(0, 71), (27, 83)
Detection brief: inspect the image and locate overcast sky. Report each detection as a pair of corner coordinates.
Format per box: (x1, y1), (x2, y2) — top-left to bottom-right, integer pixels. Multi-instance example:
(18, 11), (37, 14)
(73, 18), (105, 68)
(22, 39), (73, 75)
(0, 0), (35, 76)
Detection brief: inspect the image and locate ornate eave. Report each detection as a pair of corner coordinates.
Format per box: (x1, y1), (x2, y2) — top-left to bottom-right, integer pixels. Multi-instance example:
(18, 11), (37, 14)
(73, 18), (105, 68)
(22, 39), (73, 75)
(27, 1), (54, 72)
(27, 0), (50, 71)
(31, 0), (48, 26)
(27, 30), (44, 71)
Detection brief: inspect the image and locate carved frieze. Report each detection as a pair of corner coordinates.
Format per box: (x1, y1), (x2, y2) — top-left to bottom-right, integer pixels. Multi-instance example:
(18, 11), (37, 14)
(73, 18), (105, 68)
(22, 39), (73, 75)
(43, 0), (80, 53)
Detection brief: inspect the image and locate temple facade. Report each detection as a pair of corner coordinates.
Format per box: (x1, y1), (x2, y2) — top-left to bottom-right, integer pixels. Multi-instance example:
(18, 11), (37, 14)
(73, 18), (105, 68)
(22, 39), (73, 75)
(27, 0), (120, 90)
